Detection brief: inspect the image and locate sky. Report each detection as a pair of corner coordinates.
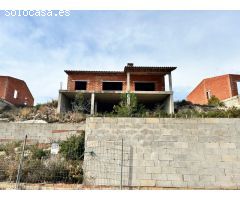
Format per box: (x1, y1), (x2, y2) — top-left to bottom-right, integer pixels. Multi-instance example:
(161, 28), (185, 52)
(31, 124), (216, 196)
(0, 10), (240, 104)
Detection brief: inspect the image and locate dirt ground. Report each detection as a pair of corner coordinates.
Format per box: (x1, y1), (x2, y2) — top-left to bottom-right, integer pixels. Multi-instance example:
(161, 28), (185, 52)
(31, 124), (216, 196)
(1, 182), (238, 190)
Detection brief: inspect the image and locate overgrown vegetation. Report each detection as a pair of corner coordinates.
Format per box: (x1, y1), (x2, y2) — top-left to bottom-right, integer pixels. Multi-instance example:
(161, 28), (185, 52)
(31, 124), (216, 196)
(60, 134), (85, 160)
(0, 99), (86, 123)
(174, 100), (240, 118)
(208, 96), (225, 107)
(100, 97), (240, 118)
(0, 95), (240, 121)
(71, 93), (91, 113)
(112, 93), (146, 117)
(0, 133), (85, 184)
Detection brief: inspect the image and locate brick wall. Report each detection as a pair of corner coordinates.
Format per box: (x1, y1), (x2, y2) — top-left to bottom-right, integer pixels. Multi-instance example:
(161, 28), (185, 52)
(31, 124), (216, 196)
(187, 74), (237, 105)
(84, 117), (240, 189)
(0, 77), (8, 100)
(186, 80), (207, 104)
(67, 73), (165, 92)
(0, 76), (34, 106)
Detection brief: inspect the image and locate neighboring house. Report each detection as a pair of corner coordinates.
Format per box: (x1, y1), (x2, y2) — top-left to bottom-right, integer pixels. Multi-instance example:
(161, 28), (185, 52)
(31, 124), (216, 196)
(58, 63), (177, 114)
(187, 74), (240, 107)
(0, 76), (34, 107)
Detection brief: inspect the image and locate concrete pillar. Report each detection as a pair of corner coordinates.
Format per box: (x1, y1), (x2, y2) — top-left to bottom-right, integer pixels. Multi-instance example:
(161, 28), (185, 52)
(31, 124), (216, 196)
(91, 93), (95, 115)
(168, 72), (173, 91)
(127, 72), (130, 92)
(57, 92), (68, 113)
(169, 94), (174, 114)
(94, 101), (98, 114)
(164, 94), (174, 114)
(127, 72), (131, 105)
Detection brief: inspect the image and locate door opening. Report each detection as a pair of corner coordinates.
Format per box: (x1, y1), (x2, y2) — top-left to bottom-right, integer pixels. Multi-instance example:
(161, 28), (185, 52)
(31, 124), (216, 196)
(237, 82), (240, 95)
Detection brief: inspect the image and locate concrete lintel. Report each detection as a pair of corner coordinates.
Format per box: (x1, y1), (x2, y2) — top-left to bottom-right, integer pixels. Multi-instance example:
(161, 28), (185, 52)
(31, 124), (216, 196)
(59, 90), (173, 95)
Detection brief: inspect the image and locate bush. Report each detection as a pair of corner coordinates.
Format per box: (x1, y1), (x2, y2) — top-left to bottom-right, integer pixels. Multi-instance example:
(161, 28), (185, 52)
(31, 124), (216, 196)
(208, 96), (225, 107)
(0, 137), (86, 184)
(152, 105), (169, 117)
(60, 133), (85, 160)
(30, 146), (49, 160)
(0, 141), (21, 156)
(113, 93), (146, 117)
(44, 159), (70, 183)
(19, 107), (32, 119)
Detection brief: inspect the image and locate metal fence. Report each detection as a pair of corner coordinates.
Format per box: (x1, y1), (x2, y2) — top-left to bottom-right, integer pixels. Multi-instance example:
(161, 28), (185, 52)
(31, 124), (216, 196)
(83, 139), (132, 189)
(0, 135), (84, 190)
(0, 135), (130, 190)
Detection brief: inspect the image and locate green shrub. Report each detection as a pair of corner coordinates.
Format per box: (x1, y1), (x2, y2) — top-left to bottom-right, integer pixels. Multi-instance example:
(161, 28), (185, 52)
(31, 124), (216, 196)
(152, 105), (169, 117)
(112, 93), (146, 117)
(208, 96), (225, 107)
(31, 147), (49, 160)
(60, 133), (85, 160)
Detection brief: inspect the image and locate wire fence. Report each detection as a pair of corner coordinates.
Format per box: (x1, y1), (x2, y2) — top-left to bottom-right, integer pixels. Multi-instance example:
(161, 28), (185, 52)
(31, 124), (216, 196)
(0, 135), (131, 190)
(0, 134), (84, 190)
(83, 139), (132, 189)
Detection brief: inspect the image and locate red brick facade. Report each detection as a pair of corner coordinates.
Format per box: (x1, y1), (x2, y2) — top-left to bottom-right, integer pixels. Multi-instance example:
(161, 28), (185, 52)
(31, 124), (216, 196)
(187, 74), (240, 105)
(66, 72), (165, 92)
(0, 76), (34, 106)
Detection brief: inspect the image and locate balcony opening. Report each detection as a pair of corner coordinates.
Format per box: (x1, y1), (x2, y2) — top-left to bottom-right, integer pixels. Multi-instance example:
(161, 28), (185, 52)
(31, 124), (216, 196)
(135, 82), (155, 91)
(102, 82), (123, 91)
(75, 81), (87, 90)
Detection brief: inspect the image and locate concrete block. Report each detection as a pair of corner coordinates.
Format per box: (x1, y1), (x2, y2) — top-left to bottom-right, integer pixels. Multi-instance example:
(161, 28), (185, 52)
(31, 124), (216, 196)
(205, 142), (219, 149)
(183, 175), (199, 182)
(146, 118), (159, 124)
(140, 180), (156, 187)
(167, 174), (183, 181)
(146, 166), (161, 174)
(221, 155), (238, 162)
(220, 143), (236, 149)
(103, 118), (118, 123)
(215, 176), (232, 182)
(154, 160), (170, 167)
(152, 174), (168, 181)
(156, 180), (172, 187)
(174, 142), (188, 148)
(158, 154), (173, 161)
(171, 181), (188, 188)
(161, 167), (177, 174)
(199, 175), (215, 182)
(136, 173), (152, 180)
(137, 160), (155, 167)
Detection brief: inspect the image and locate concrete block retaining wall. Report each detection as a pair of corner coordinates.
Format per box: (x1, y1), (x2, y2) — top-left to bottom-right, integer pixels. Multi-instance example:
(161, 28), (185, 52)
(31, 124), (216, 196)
(84, 117), (240, 189)
(0, 122), (85, 143)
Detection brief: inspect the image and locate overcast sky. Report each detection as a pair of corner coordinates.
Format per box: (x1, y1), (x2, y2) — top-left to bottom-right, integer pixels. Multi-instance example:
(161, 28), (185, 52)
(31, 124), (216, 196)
(0, 11), (240, 104)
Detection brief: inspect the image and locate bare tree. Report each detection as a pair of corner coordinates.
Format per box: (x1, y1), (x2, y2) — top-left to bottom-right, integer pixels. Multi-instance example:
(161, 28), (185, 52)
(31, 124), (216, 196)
(71, 93), (91, 113)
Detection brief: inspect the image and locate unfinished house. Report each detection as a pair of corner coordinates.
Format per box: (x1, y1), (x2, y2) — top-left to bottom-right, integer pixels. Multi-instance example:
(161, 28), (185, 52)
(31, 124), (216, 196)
(187, 74), (240, 108)
(0, 76), (34, 107)
(57, 63), (177, 114)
